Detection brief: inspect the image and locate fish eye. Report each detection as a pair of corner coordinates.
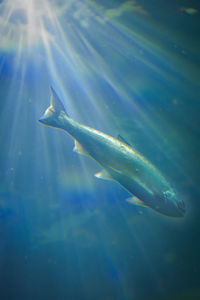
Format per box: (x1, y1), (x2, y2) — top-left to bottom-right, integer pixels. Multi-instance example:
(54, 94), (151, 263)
(163, 190), (175, 200)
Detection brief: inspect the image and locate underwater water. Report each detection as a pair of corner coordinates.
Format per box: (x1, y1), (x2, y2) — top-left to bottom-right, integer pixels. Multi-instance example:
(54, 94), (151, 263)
(0, 0), (200, 299)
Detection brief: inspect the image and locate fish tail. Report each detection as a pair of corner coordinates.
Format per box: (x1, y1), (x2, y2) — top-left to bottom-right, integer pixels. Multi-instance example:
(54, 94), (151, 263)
(39, 87), (68, 128)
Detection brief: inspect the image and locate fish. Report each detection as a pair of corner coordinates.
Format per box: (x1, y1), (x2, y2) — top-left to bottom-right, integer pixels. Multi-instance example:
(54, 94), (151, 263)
(39, 87), (185, 218)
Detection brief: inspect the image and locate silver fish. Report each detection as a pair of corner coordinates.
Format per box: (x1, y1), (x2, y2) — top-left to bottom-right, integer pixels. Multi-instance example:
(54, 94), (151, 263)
(39, 87), (185, 217)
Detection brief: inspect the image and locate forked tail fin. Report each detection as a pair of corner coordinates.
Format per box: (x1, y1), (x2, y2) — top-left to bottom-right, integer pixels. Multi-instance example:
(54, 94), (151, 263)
(39, 87), (68, 128)
(50, 87), (67, 115)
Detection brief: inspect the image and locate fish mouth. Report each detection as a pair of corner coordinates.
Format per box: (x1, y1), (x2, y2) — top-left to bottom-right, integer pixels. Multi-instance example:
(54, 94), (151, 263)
(154, 195), (186, 218)
(169, 200), (185, 218)
(176, 200), (186, 217)
(162, 191), (186, 218)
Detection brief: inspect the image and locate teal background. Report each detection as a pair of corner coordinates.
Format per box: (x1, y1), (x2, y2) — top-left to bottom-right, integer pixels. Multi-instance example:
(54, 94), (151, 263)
(0, 0), (200, 299)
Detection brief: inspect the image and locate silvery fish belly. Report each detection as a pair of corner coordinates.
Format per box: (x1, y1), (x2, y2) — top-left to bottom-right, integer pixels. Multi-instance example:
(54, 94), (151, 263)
(39, 87), (185, 218)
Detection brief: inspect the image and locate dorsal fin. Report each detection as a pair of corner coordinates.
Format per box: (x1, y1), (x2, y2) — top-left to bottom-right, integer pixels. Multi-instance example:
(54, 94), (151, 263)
(117, 134), (131, 147)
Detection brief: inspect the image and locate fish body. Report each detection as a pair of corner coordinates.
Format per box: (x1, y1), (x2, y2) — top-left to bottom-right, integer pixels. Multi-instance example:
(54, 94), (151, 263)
(39, 88), (185, 217)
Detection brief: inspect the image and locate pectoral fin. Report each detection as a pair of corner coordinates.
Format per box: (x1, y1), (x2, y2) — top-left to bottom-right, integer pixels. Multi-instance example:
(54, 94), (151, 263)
(126, 196), (149, 208)
(73, 141), (88, 156)
(94, 170), (112, 180)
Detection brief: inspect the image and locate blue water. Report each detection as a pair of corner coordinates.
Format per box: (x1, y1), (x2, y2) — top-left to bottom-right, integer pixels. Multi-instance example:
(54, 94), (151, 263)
(0, 0), (200, 299)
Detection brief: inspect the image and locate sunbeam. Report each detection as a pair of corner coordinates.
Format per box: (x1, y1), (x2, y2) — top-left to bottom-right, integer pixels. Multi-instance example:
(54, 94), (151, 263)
(0, 0), (58, 51)
(1, 0), (198, 216)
